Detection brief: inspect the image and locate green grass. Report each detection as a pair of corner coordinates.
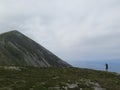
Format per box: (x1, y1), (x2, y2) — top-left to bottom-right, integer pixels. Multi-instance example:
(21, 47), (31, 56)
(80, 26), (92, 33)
(0, 67), (120, 90)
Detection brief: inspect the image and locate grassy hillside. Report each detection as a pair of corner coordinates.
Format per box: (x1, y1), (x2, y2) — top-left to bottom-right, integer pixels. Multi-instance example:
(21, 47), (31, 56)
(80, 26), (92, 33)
(0, 67), (120, 90)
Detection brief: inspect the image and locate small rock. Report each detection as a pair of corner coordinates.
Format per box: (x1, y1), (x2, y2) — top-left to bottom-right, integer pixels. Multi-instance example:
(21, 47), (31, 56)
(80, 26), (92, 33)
(66, 83), (78, 89)
(80, 88), (83, 90)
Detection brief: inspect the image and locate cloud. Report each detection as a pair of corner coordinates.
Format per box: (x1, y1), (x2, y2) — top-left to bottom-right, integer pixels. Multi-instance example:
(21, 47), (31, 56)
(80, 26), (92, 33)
(0, 0), (120, 62)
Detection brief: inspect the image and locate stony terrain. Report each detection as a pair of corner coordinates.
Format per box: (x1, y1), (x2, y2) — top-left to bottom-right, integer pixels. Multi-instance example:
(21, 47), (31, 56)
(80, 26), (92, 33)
(0, 66), (120, 90)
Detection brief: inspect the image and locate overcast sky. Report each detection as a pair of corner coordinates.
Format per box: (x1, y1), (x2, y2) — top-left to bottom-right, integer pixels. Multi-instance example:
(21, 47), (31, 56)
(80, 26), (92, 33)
(0, 0), (120, 63)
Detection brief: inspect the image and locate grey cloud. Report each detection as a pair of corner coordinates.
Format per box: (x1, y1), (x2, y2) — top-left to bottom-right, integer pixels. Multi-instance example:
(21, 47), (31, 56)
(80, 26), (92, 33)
(0, 0), (120, 62)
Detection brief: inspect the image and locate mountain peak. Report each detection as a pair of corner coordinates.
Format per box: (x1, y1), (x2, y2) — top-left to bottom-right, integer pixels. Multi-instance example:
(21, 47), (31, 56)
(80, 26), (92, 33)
(9, 30), (19, 33)
(0, 30), (71, 67)
(0, 30), (23, 37)
(9, 30), (21, 34)
(8, 30), (23, 36)
(1, 30), (20, 34)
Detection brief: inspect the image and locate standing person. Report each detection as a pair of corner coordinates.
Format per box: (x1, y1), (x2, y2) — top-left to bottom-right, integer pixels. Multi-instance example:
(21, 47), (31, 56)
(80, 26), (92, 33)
(105, 63), (108, 72)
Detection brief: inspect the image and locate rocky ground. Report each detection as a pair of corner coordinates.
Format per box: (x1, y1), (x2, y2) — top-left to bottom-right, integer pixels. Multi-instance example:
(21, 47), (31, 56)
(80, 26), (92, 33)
(0, 66), (120, 90)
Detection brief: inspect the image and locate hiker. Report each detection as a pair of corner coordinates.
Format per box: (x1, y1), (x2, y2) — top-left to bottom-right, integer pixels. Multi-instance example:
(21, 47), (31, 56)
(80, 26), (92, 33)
(105, 63), (108, 71)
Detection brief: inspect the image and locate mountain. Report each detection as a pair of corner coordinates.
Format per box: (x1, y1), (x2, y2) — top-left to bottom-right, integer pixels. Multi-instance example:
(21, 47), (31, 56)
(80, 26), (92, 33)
(0, 30), (71, 67)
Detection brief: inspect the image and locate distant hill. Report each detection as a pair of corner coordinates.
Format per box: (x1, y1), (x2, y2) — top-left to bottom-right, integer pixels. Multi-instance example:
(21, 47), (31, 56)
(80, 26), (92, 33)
(0, 30), (71, 67)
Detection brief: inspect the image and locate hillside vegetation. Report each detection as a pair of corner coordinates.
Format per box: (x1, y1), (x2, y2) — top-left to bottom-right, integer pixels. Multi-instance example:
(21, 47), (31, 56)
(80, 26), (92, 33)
(0, 67), (120, 90)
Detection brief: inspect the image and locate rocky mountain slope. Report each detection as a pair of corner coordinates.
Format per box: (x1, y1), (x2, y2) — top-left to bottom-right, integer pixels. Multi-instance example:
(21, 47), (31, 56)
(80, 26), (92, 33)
(0, 30), (71, 67)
